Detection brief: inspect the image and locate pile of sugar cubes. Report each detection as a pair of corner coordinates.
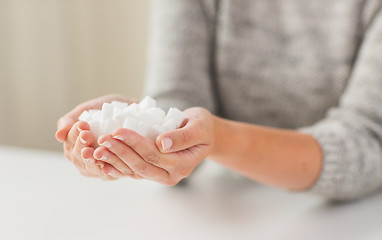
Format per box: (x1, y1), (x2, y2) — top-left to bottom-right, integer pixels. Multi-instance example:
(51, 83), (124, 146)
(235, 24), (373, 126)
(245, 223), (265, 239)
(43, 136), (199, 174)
(78, 96), (185, 141)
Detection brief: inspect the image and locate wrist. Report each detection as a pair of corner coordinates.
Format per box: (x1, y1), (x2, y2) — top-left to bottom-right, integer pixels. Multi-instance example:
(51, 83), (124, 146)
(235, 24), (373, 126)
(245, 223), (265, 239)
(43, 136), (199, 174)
(210, 115), (229, 158)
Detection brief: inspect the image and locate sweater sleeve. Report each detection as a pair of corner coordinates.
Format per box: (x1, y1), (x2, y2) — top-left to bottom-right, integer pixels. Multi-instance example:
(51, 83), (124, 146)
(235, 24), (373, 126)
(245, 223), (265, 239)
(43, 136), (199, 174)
(300, 9), (382, 200)
(144, 0), (217, 113)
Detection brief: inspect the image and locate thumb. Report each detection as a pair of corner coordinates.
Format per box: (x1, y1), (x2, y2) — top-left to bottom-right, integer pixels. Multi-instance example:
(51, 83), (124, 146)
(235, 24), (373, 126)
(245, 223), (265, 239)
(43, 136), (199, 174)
(156, 122), (202, 153)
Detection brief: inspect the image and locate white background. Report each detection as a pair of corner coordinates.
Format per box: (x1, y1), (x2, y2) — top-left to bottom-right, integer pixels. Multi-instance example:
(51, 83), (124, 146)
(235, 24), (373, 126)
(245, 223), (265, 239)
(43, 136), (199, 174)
(1, 146), (382, 240)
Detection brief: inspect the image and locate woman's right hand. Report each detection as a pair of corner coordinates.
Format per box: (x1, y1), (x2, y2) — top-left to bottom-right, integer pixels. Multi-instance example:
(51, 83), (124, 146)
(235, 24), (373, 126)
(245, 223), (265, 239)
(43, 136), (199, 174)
(55, 94), (138, 180)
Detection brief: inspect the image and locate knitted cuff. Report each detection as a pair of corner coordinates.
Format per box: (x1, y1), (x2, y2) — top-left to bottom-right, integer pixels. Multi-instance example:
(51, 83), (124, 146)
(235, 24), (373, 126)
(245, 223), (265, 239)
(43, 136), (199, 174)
(298, 123), (346, 198)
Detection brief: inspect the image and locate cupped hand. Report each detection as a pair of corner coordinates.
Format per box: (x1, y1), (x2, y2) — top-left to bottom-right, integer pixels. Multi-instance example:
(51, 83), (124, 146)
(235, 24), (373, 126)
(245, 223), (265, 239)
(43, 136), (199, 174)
(94, 107), (216, 185)
(55, 94), (137, 180)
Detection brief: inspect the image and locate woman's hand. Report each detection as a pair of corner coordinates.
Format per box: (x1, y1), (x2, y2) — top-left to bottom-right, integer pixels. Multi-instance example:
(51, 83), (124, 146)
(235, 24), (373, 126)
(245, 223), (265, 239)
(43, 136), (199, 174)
(94, 107), (216, 185)
(55, 94), (137, 180)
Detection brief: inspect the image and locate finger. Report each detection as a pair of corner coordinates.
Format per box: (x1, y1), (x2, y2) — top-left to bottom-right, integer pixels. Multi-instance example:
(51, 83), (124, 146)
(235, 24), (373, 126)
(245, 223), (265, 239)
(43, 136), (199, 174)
(56, 102), (101, 143)
(66, 121), (90, 149)
(93, 146), (135, 176)
(80, 148), (117, 180)
(98, 159), (142, 179)
(156, 119), (204, 153)
(57, 118), (88, 144)
(128, 173), (144, 180)
(98, 158), (143, 180)
(93, 160), (122, 181)
(56, 118), (77, 143)
(101, 163), (129, 179)
(70, 128), (95, 177)
(94, 151), (143, 179)
(110, 129), (175, 169)
(73, 130), (95, 153)
(98, 133), (170, 182)
(81, 147), (106, 177)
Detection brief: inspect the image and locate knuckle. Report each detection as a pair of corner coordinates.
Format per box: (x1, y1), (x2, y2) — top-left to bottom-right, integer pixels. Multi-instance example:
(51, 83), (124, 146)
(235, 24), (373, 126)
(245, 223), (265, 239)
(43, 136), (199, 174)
(177, 169), (190, 179)
(84, 162), (97, 173)
(134, 163), (148, 175)
(115, 146), (129, 159)
(180, 131), (189, 143)
(130, 174), (142, 179)
(67, 134), (78, 147)
(122, 170), (133, 176)
(126, 137), (138, 149)
(102, 156), (115, 165)
(64, 142), (73, 152)
(143, 152), (159, 165)
(180, 130), (193, 144)
(121, 167), (134, 175)
(72, 144), (82, 156)
(165, 178), (180, 186)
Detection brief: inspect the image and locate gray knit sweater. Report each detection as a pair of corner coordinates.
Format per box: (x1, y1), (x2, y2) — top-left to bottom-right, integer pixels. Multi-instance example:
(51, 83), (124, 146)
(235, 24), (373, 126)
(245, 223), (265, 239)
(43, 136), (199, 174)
(145, 0), (382, 200)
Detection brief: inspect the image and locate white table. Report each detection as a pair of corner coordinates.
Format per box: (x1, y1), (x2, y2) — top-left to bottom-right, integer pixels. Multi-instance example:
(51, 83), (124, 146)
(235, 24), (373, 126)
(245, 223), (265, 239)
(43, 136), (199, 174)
(1, 145), (382, 240)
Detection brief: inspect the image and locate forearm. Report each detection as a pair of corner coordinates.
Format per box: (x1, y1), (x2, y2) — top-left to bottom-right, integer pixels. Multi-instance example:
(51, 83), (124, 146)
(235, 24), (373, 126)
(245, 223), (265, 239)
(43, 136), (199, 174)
(209, 116), (323, 191)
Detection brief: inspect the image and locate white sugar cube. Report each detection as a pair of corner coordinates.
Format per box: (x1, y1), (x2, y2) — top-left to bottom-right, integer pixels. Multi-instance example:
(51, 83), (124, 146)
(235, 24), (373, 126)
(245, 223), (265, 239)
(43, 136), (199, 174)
(101, 103), (114, 120)
(78, 97), (185, 141)
(103, 119), (119, 134)
(89, 110), (101, 120)
(124, 103), (140, 116)
(161, 119), (177, 132)
(112, 107), (124, 119)
(111, 101), (128, 118)
(138, 110), (163, 125)
(123, 117), (138, 132)
(125, 104), (140, 116)
(147, 125), (158, 141)
(146, 107), (166, 121)
(115, 105), (139, 125)
(165, 107), (185, 128)
(147, 124), (166, 140)
(154, 125), (166, 135)
(115, 113), (128, 126)
(79, 110), (91, 122)
(89, 120), (103, 139)
(136, 121), (150, 137)
(111, 101), (128, 109)
(139, 96), (156, 110)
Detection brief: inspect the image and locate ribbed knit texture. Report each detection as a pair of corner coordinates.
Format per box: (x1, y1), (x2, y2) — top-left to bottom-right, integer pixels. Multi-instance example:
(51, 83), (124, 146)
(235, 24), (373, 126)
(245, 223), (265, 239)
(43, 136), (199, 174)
(145, 0), (382, 200)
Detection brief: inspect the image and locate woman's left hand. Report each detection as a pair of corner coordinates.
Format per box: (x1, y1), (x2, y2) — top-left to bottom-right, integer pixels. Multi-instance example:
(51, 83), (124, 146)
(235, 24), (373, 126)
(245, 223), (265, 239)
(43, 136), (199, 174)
(93, 107), (216, 185)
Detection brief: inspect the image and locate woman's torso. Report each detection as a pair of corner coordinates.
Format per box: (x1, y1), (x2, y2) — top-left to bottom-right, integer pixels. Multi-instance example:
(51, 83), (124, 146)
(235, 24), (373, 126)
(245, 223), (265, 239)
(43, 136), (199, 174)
(214, 0), (380, 128)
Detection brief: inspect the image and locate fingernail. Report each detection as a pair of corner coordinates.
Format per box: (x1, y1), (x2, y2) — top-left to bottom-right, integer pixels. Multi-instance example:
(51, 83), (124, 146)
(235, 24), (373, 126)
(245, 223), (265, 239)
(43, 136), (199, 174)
(100, 154), (107, 160)
(77, 125), (83, 132)
(161, 137), (172, 151)
(101, 141), (112, 148)
(98, 163), (104, 169)
(83, 157), (90, 162)
(113, 135), (124, 141)
(80, 137), (87, 144)
(108, 172), (116, 177)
